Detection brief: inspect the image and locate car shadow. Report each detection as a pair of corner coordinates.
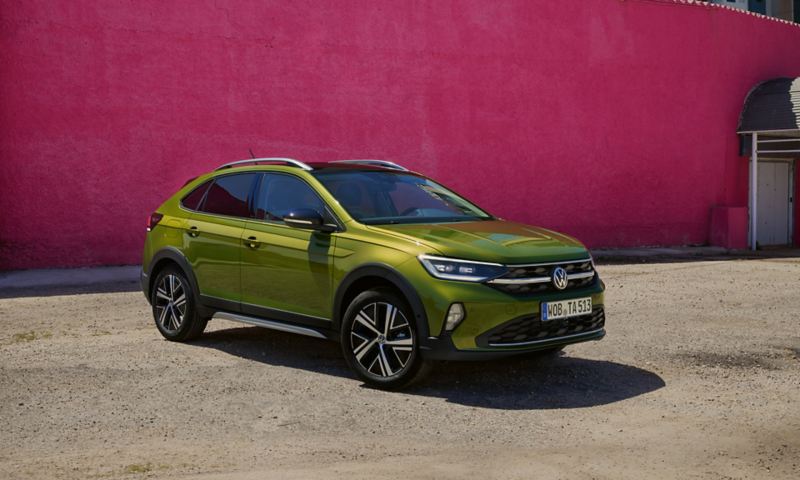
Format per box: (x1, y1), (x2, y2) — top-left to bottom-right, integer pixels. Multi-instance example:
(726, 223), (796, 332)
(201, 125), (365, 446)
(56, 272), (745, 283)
(192, 325), (665, 410)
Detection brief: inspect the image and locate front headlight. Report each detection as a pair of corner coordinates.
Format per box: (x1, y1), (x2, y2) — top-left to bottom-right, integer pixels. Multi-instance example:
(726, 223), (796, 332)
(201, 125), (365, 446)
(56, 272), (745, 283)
(418, 254), (507, 282)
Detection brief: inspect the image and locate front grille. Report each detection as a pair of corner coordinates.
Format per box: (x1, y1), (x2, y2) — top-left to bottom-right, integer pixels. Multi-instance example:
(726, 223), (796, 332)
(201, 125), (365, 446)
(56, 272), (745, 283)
(476, 307), (605, 347)
(488, 259), (595, 295)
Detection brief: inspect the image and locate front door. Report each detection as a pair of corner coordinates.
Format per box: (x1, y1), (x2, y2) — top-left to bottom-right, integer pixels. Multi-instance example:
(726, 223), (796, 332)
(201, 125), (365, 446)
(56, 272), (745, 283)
(240, 173), (336, 323)
(756, 161), (793, 246)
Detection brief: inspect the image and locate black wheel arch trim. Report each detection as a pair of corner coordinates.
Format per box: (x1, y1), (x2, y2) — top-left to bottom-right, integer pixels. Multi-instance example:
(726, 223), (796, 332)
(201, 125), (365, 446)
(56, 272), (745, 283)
(144, 248), (201, 307)
(332, 263), (430, 339)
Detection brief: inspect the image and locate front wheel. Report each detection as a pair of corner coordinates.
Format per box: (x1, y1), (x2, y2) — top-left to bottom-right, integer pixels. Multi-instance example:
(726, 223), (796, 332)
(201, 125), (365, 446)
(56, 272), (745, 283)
(150, 266), (207, 342)
(340, 289), (431, 390)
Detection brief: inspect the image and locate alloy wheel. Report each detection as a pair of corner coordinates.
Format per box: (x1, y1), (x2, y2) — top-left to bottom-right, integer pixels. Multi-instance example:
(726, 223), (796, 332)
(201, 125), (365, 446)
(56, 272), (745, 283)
(350, 302), (414, 378)
(154, 274), (187, 333)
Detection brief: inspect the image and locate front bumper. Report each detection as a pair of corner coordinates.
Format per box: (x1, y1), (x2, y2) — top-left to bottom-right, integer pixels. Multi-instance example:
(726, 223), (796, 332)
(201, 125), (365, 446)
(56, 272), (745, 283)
(398, 256), (607, 357)
(420, 327), (606, 361)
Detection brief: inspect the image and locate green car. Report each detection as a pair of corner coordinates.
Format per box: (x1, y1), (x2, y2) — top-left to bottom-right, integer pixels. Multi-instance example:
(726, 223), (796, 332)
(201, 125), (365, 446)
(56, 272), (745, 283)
(141, 158), (605, 389)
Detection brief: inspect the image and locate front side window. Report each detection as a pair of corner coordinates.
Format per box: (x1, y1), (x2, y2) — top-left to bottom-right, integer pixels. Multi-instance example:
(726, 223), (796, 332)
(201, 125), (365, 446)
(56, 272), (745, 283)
(254, 173), (329, 222)
(312, 171), (491, 225)
(200, 173), (257, 218)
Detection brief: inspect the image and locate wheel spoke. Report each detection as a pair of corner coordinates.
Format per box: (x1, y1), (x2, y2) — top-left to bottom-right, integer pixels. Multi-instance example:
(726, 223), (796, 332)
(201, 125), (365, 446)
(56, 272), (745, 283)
(390, 345), (408, 367)
(378, 346), (393, 376)
(351, 331), (369, 343)
(390, 319), (408, 330)
(158, 305), (169, 328)
(384, 338), (412, 347)
(156, 288), (170, 301)
(173, 294), (186, 308)
(169, 275), (176, 299)
(355, 312), (381, 336)
(169, 307), (180, 330)
(367, 355), (379, 374)
(384, 304), (396, 335)
(351, 332), (368, 350)
(376, 348), (387, 376)
(354, 337), (378, 361)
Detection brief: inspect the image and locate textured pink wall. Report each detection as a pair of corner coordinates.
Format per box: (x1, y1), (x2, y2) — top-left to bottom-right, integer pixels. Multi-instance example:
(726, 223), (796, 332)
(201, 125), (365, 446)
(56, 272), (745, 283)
(1, 0), (800, 269)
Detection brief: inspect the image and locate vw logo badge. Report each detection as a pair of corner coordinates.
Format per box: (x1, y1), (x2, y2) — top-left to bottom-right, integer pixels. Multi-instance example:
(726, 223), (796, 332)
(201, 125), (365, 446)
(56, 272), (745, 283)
(552, 266), (568, 290)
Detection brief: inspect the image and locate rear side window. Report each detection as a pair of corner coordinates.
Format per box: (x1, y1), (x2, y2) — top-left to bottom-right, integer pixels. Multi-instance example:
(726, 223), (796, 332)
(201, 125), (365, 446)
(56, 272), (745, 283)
(200, 173), (257, 218)
(180, 180), (212, 211)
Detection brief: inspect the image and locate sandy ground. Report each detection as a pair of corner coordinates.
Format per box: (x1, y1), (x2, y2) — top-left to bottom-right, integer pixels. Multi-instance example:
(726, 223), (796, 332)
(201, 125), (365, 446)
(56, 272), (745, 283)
(1, 258), (798, 479)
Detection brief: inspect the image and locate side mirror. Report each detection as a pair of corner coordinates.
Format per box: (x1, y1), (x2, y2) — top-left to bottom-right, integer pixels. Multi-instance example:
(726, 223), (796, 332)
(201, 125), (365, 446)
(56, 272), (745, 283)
(283, 209), (334, 232)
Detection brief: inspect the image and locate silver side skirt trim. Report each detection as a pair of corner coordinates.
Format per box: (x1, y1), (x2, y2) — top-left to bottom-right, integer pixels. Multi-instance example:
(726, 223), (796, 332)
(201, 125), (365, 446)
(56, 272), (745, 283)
(213, 312), (327, 339)
(487, 328), (604, 348)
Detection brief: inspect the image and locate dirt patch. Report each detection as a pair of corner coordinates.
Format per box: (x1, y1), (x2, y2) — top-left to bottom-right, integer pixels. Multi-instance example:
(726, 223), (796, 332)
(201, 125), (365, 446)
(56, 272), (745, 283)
(677, 350), (783, 370)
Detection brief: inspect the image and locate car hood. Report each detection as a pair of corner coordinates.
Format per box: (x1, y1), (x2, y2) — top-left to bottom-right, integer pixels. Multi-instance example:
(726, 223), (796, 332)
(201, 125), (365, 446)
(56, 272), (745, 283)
(367, 220), (589, 264)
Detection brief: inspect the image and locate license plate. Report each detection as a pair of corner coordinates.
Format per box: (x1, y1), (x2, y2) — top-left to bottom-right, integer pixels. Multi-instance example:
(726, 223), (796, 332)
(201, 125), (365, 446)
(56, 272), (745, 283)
(541, 297), (592, 321)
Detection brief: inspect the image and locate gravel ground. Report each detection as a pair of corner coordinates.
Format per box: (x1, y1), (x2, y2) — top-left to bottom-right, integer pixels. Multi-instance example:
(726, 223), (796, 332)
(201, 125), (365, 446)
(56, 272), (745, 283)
(1, 258), (798, 479)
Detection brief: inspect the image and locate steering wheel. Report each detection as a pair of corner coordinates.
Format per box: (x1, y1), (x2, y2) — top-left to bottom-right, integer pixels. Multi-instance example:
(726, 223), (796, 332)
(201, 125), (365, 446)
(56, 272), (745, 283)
(399, 207), (423, 217)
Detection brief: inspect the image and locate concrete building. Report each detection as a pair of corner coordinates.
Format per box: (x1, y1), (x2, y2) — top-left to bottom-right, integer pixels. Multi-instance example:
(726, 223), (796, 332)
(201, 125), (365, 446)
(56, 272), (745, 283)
(1, 0), (799, 270)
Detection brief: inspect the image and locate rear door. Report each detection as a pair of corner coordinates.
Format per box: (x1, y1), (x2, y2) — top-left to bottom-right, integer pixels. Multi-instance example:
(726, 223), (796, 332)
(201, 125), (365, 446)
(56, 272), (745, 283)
(184, 172), (258, 306)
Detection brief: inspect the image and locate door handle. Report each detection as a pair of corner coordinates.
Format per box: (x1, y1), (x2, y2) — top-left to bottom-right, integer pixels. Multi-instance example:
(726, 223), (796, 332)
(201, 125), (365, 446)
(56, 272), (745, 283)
(187, 226), (200, 237)
(245, 236), (261, 249)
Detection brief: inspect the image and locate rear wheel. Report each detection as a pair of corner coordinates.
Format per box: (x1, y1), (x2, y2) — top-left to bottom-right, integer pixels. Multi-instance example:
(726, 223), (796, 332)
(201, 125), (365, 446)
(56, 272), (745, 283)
(340, 289), (431, 390)
(151, 266), (207, 341)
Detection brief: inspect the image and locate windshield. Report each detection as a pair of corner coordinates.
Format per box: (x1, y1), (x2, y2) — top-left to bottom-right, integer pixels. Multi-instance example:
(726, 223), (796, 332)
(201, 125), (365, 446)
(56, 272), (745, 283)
(312, 170), (492, 225)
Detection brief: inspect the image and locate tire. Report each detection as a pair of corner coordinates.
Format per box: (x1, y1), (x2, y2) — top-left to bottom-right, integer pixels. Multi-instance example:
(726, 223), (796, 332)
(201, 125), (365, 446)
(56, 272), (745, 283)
(340, 289), (431, 390)
(150, 266), (207, 342)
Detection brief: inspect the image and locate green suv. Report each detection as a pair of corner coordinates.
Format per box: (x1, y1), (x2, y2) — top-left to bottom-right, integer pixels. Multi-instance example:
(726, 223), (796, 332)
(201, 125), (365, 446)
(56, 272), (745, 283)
(142, 158), (605, 389)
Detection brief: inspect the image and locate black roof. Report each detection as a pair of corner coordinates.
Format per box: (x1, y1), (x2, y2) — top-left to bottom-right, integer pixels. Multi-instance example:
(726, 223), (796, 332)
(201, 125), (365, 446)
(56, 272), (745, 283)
(738, 77), (800, 133)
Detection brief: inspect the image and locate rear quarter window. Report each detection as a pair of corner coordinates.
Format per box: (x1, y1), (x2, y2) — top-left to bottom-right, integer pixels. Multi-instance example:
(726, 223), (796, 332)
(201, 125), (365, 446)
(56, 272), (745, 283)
(199, 173), (257, 218)
(180, 180), (212, 211)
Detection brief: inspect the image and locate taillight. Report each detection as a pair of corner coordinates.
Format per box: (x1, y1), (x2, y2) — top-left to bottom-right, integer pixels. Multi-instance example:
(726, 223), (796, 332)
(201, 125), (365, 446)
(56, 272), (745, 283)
(147, 212), (164, 231)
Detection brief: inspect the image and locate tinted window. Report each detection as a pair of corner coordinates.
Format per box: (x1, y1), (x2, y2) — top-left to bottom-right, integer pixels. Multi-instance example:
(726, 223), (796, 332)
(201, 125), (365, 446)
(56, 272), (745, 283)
(200, 173), (257, 218)
(255, 173), (328, 222)
(312, 171), (490, 225)
(180, 180), (212, 211)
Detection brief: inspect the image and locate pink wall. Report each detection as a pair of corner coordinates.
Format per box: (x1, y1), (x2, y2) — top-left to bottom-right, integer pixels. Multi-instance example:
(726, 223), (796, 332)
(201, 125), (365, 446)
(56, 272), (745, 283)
(1, 0), (800, 269)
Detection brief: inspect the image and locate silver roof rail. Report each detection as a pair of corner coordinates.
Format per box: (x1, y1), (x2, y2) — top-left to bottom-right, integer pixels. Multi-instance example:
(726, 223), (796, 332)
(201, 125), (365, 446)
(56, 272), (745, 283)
(215, 157), (313, 171)
(330, 159), (409, 171)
